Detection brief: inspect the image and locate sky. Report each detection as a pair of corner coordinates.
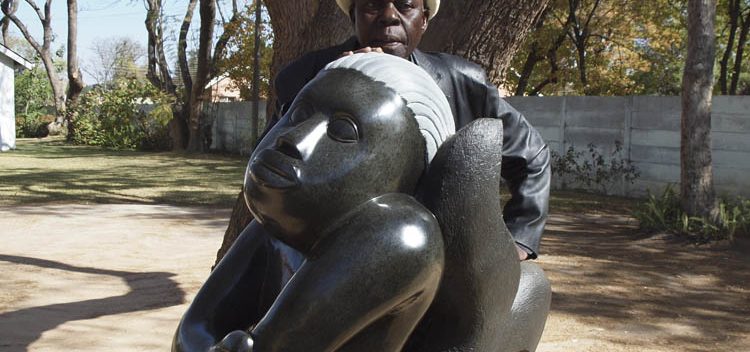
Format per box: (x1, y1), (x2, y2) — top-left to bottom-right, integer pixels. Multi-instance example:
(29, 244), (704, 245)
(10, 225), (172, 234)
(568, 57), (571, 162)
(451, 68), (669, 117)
(6, 0), (237, 85)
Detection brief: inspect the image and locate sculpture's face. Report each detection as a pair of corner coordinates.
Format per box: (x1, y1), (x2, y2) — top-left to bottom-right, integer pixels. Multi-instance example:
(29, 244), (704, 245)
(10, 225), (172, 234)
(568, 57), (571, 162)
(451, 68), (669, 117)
(352, 0), (428, 58)
(245, 69), (426, 252)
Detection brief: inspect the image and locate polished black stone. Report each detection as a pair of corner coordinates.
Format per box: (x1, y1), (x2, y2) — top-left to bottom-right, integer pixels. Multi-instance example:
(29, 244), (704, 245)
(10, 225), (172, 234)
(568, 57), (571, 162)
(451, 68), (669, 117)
(173, 67), (550, 352)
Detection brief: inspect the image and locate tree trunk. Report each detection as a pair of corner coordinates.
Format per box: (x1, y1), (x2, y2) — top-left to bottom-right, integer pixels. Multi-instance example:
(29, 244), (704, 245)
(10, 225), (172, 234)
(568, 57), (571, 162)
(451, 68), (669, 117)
(251, 0), (262, 146)
(185, 0), (216, 153)
(66, 0), (85, 138)
(216, 0), (551, 265)
(729, 10), (750, 95)
(0, 0), (15, 45)
(719, 0), (739, 95)
(144, 0), (177, 96)
(420, 0), (550, 85)
(681, 0), (718, 220)
(2, 0), (66, 120)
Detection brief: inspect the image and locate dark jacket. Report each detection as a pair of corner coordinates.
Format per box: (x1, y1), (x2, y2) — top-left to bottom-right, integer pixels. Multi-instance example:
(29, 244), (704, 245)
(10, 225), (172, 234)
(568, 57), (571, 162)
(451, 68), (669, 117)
(269, 38), (550, 257)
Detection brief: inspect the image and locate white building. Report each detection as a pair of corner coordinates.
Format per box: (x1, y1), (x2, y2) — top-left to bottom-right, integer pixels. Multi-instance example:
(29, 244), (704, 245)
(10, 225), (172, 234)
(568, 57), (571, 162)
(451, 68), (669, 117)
(0, 44), (33, 152)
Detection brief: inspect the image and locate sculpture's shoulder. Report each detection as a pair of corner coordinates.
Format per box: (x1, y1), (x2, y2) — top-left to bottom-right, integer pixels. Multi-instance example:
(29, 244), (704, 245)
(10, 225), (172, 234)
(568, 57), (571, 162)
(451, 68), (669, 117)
(366, 193), (440, 231)
(324, 193), (443, 258)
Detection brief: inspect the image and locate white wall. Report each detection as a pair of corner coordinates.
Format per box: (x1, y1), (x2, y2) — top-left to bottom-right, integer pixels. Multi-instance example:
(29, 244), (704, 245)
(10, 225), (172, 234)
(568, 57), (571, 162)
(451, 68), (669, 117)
(208, 101), (267, 155)
(0, 54), (16, 151)
(505, 96), (750, 198)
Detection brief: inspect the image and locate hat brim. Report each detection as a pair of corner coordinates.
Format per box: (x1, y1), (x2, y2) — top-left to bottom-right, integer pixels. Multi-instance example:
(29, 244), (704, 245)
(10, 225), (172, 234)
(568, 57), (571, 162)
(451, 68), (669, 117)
(336, 0), (440, 20)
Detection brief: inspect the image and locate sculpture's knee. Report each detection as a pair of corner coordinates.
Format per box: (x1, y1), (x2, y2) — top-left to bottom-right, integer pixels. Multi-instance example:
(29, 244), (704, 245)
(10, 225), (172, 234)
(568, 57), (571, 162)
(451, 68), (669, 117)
(502, 262), (551, 352)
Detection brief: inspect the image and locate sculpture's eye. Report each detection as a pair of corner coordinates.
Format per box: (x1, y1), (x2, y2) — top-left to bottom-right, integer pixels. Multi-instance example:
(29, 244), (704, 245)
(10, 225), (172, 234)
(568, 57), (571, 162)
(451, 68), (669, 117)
(288, 103), (314, 125)
(327, 114), (359, 143)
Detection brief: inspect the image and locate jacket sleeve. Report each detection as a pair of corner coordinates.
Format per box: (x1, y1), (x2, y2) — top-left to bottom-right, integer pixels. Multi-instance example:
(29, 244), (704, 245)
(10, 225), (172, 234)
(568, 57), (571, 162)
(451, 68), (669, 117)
(480, 78), (550, 258)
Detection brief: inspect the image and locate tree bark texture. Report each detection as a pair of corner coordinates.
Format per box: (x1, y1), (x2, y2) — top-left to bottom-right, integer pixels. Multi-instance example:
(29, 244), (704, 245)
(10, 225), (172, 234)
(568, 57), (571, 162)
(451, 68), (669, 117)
(216, 0), (550, 265)
(186, 0), (214, 153)
(681, 0), (718, 219)
(66, 0), (84, 103)
(144, 0), (177, 95)
(0, 0), (17, 45)
(420, 0), (550, 85)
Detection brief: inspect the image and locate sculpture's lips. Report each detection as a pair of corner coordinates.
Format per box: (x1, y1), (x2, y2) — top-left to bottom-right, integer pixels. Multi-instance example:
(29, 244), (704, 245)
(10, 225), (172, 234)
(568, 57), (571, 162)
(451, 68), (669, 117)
(249, 149), (299, 189)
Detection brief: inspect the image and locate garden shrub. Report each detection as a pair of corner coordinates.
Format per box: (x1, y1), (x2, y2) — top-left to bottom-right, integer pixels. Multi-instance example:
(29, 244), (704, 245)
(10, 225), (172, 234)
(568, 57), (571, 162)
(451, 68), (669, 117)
(16, 113), (55, 138)
(632, 184), (750, 242)
(550, 141), (640, 194)
(70, 79), (173, 150)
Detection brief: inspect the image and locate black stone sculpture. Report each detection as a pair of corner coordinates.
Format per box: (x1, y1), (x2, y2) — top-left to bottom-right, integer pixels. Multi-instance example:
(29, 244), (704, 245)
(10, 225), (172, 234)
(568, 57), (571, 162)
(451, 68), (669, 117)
(173, 53), (550, 352)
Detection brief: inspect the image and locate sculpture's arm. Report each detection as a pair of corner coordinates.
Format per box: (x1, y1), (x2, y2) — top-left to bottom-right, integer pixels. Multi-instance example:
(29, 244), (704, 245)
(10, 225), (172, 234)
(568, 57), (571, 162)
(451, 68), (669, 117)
(173, 221), (272, 352)
(248, 194), (444, 352)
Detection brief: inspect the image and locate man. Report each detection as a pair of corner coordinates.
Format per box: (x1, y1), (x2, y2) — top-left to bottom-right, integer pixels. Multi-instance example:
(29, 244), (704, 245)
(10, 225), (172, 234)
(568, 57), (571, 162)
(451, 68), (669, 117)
(269, 0), (551, 260)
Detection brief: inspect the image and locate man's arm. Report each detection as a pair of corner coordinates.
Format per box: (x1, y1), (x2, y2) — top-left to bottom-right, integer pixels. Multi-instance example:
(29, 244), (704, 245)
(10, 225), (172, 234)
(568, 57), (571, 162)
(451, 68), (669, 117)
(413, 51), (550, 259)
(490, 92), (551, 259)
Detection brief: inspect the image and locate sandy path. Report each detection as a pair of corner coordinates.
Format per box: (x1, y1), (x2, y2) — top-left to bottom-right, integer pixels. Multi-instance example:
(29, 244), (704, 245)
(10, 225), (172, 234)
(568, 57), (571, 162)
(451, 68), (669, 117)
(1, 204), (748, 351)
(1, 204), (229, 351)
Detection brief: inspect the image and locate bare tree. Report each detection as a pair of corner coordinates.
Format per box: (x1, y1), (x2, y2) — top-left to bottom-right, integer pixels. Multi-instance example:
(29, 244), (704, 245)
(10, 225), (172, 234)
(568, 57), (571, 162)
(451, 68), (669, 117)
(718, 0), (750, 95)
(0, 0), (17, 44)
(215, 0), (551, 265)
(143, 0), (241, 151)
(681, 0), (719, 220)
(1, 0), (66, 120)
(84, 37), (145, 86)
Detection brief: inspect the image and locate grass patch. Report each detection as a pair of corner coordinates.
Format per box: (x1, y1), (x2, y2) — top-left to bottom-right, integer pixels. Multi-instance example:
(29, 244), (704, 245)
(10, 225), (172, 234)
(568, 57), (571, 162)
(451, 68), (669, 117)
(0, 137), (248, 207)
(1, 137), (644, 213)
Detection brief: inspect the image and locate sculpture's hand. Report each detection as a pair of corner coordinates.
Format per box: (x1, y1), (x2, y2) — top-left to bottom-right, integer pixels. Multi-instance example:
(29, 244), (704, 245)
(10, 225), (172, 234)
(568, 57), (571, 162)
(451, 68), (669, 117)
(210, 331), (254, 352)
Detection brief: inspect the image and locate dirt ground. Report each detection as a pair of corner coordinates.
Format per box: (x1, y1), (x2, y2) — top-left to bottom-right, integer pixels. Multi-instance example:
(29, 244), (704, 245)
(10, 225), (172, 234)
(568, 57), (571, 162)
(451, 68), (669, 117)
(1, 204), (748, 351)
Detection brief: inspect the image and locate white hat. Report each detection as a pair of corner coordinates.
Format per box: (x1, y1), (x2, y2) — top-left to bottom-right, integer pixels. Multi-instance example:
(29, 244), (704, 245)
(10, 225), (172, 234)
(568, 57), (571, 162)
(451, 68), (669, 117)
(336, 0), (440, 20)
(323, 52), (455, 163)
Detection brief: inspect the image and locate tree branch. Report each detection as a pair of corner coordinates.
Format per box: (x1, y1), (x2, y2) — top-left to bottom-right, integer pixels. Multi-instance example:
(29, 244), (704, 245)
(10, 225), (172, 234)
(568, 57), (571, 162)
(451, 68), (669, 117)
(22, 0), (43, 22)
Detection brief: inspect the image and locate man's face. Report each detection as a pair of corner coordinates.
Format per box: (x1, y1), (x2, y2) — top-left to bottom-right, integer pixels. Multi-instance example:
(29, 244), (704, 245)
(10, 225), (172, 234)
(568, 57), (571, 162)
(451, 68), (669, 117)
(244, 69), (425, 252)
(353, 0), (428, 58)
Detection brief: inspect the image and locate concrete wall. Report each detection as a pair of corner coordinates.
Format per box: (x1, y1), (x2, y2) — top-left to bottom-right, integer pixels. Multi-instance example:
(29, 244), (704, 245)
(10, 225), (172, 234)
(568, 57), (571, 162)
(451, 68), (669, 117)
(0, 54), (15, 151)
(207, 101), (267, 155)
(505, 96), (750, 198)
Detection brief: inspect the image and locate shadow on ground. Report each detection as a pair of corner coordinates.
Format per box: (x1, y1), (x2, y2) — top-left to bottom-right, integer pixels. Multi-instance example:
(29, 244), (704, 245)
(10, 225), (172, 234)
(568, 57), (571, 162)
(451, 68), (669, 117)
(540, 211), (750, 351)
(0, 254), (185, 352)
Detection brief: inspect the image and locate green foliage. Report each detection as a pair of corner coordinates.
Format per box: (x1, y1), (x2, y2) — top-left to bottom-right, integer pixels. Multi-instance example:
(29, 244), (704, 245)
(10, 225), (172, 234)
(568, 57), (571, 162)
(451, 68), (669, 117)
(506, 0), (688, 96)
(633, 185), (750, 242)
(14, 66), (54, 117)
(15, 113), (55, 138)
(70, 79), (174, 150)
(14, 65), (56, 138)
(215, 2), (273, 100)
(551, 141), (640, 193)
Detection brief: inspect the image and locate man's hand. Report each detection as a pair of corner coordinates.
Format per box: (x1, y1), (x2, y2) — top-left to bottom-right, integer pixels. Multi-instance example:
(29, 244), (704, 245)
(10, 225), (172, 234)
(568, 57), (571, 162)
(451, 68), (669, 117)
(516, 244), (529, 261)
(341, 46), (384, 57)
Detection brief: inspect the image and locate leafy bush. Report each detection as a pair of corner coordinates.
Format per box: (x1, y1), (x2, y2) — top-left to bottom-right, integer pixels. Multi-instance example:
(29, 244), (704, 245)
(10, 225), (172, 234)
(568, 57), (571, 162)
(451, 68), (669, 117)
(632, 184), (750, 242)
(15, 113), (55, 138)
(70, 79), (173, 150)
(15, 66), (54, 118)
(550, 141), (640, 193)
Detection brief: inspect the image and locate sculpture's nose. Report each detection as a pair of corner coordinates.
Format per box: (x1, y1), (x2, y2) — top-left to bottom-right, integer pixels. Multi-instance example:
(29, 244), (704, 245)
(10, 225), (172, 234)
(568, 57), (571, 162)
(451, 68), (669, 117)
(275, 119), (328, 161)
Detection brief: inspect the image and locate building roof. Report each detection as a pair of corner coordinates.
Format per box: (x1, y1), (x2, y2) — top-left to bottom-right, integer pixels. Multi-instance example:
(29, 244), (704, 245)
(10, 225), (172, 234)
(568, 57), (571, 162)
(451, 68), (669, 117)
(0, 43), (33, 70)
